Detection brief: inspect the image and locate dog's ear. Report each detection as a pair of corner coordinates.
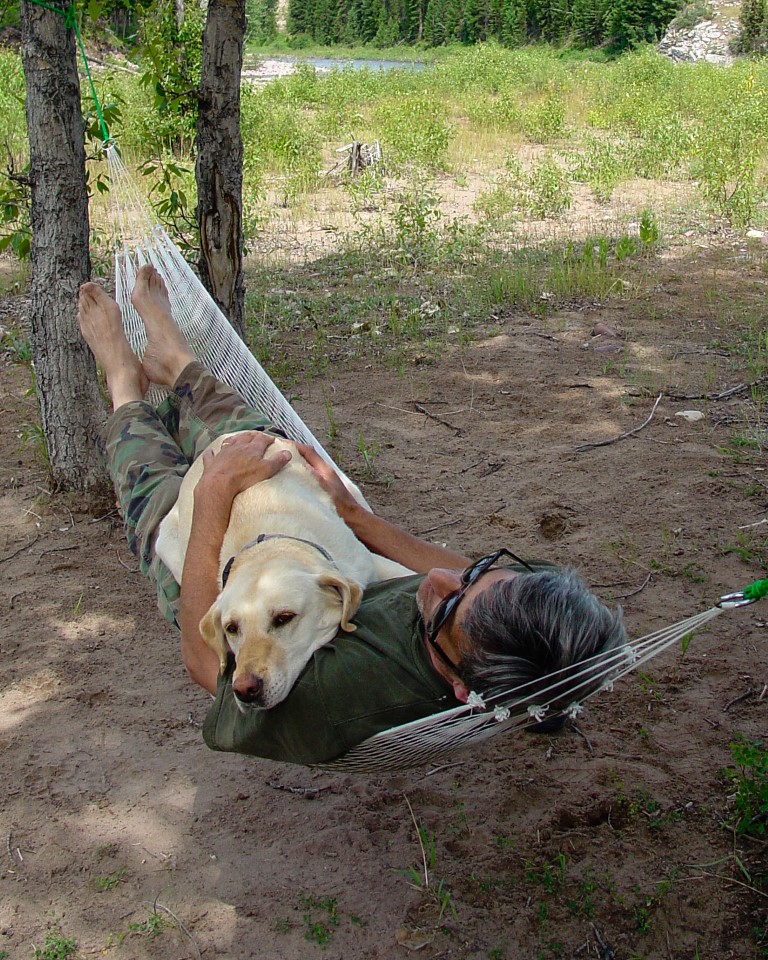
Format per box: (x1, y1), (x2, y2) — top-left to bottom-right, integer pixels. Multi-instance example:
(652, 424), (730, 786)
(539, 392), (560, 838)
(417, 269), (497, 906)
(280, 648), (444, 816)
(318, 572), (363, 632)
(199, 603), (229, 674)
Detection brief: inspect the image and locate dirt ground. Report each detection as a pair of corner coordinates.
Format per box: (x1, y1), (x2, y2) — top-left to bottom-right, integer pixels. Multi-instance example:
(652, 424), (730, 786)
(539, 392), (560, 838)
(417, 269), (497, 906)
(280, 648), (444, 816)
(1, 235), (767, 960)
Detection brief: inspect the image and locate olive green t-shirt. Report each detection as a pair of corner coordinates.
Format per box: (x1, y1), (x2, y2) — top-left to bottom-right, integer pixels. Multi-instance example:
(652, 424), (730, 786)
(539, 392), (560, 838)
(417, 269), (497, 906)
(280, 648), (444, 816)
(202, 575), (457, 766)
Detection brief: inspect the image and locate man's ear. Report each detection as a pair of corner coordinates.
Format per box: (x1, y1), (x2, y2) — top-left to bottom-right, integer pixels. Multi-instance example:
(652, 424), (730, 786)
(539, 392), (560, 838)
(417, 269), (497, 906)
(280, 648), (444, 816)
(199, 603), (228, 674)
(318, 572), (363, 632)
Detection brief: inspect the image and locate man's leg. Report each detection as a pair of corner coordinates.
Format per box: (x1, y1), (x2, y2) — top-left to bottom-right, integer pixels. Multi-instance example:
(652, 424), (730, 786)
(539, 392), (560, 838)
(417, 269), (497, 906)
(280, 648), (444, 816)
(130, 266), (279, 462)
(78, 282), (187, 625)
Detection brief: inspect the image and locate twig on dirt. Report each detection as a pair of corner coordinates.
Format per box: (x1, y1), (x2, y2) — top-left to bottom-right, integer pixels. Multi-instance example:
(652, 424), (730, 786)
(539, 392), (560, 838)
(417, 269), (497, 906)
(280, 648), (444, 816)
(403, 793), (429, 888)
(760, 684), (767, 701)
(611, 573), (652, 600)
(685, 872), (768, 899)
(89, 509), (118, 523)
(591, 924), (617, 960)
(38, 544), (79, 559)
(413, 402), (462, 436)
(478, 461), (506, 479)
(723, 688), (755, 713)
(739, 518), (768, 530)
(525, 330), (561, 342)
(460, 458), (486, 474)
(671, 348), (730, 359)
(421, 761), (465, 779)
(703, 716), (720, 729)
(665, 376), (768, 402)
(6, 832), (22, 865)
(144, 899), (202, 960)
(377, 402), (425, 418)
(571, 723), (594, 754)
(0, 534), (40, 564)
(576, 394), (662, 452)
(266, 779), (332, 798)
(418, 518), (462, 536)
(114, 548), (134, 572)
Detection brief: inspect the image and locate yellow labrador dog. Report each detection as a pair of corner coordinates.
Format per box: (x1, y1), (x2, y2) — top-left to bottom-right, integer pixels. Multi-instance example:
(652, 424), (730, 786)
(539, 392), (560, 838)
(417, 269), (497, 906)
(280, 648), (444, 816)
(156, 433), (413, 711)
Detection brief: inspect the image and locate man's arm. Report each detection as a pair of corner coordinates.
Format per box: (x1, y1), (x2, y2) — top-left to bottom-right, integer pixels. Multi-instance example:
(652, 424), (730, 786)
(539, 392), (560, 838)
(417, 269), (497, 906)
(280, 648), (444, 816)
(179, 433), (291, 695)
(297, 445), (471, 573)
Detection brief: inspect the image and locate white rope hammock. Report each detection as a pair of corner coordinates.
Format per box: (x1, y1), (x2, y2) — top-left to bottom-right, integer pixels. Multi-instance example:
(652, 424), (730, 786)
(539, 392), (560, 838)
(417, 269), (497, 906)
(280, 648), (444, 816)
(106, 145), (337, 467)
(105, 145), (755, 773)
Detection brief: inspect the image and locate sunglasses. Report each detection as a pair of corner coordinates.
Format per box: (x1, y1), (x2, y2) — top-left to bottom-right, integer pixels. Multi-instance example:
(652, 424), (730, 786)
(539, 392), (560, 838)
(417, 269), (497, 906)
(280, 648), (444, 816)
(425, 548), (535, 676)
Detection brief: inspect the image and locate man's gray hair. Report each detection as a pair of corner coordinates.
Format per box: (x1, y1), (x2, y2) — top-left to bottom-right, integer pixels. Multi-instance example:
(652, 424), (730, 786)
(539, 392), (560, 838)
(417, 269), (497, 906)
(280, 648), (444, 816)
(460, 568), (627, 711)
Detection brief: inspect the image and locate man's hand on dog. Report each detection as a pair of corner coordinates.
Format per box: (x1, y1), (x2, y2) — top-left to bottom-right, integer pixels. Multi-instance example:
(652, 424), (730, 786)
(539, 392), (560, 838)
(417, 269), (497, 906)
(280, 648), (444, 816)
(296, 444), (362, 523)
(197, 432), (292, 503)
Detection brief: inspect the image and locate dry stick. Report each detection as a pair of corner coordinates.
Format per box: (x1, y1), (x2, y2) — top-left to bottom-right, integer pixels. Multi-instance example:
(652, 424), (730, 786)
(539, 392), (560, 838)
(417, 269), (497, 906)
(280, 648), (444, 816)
(611, 572), (652, 601)
(571, 723), (594, 754)
(266, 779), (331, 798)
(686, 872), (768, 900)
(413, 402), (462, 435)
(143, 900), (202, 960)
(723, 688), (755, 713)
(38, 544), (79, 559)
(665, 375), (768, 402)
(576, 394), (662, 453)
(403, 793), (429, 889)
(0, 534), (40, 564)
(419, 517), (462, 536)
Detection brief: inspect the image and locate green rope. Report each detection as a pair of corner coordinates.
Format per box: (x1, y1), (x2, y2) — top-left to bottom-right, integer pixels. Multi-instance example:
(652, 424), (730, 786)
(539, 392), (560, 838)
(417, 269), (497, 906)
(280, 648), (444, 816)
(743, 578), (768, 602)
(26, 0), (110, 144)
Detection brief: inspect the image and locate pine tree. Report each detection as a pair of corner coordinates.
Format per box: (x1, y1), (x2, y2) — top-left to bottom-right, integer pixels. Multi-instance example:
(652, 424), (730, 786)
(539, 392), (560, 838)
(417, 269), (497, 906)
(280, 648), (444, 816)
(501, 0), (526, 44)
(571, 0), (604, 44)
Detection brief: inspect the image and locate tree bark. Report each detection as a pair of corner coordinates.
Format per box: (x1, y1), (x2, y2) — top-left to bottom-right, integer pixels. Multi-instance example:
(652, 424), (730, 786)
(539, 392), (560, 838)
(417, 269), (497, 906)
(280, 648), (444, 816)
(20, 0), (107, 496)
(196, 0), (246, 340)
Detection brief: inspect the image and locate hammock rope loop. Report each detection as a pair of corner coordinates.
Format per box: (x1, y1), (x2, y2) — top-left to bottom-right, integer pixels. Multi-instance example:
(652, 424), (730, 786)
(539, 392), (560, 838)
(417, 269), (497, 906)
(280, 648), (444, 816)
(717, 577), (768, 608)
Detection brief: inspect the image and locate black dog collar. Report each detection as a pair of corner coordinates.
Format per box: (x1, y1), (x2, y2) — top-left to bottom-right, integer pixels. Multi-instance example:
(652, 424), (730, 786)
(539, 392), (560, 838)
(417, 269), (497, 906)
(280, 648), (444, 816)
(221, 533), (335, 587)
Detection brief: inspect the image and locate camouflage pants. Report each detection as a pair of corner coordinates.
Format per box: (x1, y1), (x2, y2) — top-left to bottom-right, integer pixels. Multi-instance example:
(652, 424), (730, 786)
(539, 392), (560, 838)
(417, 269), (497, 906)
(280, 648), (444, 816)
(106, 361), (279, 626)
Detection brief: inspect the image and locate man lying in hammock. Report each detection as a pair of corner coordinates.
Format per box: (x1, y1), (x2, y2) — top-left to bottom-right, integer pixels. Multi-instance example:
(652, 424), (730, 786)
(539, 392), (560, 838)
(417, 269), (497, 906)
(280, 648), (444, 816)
(78, 265), (627, 766)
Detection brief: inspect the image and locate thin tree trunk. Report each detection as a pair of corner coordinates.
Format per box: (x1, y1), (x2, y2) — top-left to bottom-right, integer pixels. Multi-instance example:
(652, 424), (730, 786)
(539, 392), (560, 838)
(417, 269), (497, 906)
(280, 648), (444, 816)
(20, 0), (107, 496)
(196, 0), (246, 340)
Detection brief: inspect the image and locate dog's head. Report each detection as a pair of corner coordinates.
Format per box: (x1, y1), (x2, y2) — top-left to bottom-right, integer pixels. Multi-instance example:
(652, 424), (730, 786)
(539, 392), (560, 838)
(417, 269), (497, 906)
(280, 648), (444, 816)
(199, 554), (363, 711)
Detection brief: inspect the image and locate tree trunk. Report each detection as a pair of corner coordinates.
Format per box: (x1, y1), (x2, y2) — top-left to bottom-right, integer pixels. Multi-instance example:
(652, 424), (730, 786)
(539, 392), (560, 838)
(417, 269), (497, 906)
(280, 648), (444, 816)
(20, 0), (107, 496)
(196, 0), (246, 340)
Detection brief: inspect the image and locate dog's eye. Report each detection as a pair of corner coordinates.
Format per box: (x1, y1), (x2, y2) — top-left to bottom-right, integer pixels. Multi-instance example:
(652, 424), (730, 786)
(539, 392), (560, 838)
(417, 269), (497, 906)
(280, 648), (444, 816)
(224, 621), (239, 635)
(272, 611), (296, 628)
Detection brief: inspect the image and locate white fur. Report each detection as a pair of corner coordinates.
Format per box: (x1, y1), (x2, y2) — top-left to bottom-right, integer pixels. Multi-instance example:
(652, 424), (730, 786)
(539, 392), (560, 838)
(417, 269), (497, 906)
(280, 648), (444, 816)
(156, 434), (413, 709)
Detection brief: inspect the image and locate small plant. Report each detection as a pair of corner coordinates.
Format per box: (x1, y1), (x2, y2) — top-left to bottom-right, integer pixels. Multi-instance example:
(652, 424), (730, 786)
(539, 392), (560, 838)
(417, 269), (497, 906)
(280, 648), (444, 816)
(524, 852), (567, 893)
(639, 209), (660, 247)
(1, 327), (31, 363)
(127, 910), (169, 939)
(726, 736), (768, 837)
(33, 930), (78, 960)
(298, 893), (339, 946)
(93, 866), (126, 891)
(357, 430), (380, 478)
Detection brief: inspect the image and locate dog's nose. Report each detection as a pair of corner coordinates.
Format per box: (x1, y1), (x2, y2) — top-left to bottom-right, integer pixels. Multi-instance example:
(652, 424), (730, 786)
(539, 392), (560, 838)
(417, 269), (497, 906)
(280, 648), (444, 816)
(233, 675), (264, 705)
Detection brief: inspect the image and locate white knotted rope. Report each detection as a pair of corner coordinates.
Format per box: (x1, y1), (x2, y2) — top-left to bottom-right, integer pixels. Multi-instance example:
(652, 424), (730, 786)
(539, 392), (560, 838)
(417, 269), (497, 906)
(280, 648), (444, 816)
(106, 145), (336, 466)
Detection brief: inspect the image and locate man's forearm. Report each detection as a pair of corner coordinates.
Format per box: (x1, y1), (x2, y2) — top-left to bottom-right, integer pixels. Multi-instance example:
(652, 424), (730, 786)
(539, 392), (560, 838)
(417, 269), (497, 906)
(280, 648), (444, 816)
(342, 503), (470, 573)
(179, 490), (231, 695)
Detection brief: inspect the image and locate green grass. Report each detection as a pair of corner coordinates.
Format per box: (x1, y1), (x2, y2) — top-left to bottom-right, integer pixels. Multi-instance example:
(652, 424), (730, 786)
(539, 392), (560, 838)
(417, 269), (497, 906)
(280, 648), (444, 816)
(33, 931), (78, 960)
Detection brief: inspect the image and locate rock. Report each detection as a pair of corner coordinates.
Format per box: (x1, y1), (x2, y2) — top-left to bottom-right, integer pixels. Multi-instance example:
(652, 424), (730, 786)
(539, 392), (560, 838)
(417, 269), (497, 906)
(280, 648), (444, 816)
(593, 321), (619, 338)
(657, 3), (740, 65)
(675, 409), (705, 422)
(747, 229), (765, 239)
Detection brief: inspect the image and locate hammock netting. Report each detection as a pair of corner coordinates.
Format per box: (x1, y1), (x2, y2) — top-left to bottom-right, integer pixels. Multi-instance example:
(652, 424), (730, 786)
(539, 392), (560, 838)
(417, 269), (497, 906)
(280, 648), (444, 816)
(105, 143), (749, 774)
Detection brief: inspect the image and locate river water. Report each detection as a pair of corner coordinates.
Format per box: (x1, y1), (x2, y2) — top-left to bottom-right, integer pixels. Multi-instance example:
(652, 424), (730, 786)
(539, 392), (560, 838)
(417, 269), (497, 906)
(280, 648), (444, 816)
(242, 54), (428, 82)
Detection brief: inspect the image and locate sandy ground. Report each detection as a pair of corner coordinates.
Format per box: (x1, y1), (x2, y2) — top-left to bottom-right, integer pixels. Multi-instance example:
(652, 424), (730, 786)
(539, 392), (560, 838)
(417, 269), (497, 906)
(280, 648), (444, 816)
(1, 238), (767, 959)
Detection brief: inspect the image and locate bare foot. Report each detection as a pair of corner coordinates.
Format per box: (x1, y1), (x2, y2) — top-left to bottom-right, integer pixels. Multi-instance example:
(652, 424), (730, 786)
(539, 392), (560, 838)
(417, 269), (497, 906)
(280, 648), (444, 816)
(78, 283), (148, 410)
(130, 265), (195, 387)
